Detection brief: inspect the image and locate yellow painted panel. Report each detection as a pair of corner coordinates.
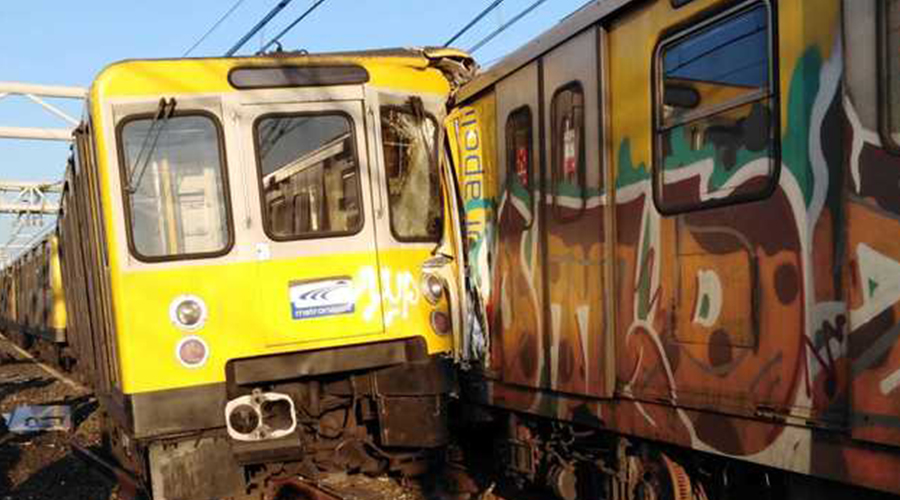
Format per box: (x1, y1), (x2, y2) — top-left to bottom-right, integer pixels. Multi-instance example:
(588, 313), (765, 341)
(114, 248), (448, 394)
(91, 55), (452, 99)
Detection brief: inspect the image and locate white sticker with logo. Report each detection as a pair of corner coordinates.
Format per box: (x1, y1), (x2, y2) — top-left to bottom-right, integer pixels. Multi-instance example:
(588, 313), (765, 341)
(289, 278), (355, 320)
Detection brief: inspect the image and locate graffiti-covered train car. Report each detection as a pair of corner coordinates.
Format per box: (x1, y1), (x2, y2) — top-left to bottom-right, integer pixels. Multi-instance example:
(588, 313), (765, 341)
(445, 0), (900, 497)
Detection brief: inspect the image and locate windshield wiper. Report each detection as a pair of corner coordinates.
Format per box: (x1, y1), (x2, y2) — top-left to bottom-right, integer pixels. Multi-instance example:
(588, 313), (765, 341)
(126, 97), (177, 193)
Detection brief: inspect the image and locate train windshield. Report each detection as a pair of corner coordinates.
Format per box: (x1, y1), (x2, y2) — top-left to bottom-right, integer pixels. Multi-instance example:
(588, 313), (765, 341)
(119, 114), (231, 260)
(380, 105), (441, 241)
(255, 113), (362, 239)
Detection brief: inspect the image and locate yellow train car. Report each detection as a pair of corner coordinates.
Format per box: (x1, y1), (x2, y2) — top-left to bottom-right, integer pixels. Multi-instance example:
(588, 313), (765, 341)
(57, 48), (473, 500)
(447, 0), (900, 497)
(0, 234), (67, 356)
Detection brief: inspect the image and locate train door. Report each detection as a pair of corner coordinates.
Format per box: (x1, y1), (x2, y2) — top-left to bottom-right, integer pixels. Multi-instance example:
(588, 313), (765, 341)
(239, 96), (386, 346)
(608, 0), (819, 426)
(493, 62), (545, 391)
(539, 27), (610, 398)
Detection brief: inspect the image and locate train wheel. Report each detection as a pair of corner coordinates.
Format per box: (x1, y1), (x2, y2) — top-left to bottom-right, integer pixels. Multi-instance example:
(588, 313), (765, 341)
(606, 443), (707, 500)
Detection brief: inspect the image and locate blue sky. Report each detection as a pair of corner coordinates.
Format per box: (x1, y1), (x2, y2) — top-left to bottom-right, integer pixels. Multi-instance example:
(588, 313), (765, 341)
(0, 0), (589, 246)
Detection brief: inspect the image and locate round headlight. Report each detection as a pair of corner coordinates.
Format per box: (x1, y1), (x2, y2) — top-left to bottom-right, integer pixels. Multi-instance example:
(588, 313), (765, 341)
(421, 274), (444, 305)
(177, 300), (202, 326)
(430, 310), (451, 335)
(176, 335), (209, 368)
(169, 295), (207, 331)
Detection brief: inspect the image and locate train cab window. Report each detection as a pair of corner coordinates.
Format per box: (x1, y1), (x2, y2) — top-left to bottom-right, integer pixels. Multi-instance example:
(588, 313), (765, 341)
(655, 3), (775, 213)
(551, 82), (586, 220)
(505, 106), (535, 223)
(380, 105), (441, 242)
(119, 114), (232, 260)
(256, 113), (362, 239)
(884, 0), (900, 150)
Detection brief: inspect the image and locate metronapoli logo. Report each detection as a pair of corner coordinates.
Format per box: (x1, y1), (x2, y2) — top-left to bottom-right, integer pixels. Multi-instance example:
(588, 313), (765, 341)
(289, 278), (355, 319)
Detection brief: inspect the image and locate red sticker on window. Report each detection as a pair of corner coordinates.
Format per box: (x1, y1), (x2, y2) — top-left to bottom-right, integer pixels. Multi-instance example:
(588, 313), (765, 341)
(516, 146), (529, 186)
(563, 119), (577, 181)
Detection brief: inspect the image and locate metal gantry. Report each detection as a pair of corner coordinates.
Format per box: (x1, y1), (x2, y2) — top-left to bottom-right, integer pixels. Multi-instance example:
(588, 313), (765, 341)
(0, 81), (85, 266)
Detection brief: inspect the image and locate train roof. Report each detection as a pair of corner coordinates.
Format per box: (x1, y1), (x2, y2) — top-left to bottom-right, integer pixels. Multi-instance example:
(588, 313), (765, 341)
(91, 47), (474, 100)
(456, 0), (637, 102)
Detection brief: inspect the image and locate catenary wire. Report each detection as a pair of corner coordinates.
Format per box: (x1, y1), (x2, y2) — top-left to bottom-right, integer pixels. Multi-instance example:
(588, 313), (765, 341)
(226, 0), (296, 56)
(257, 0), (329, 54)
(468, 0), (549, 53)
(183, 0), (249, 56)
(443, 0), (507, 47)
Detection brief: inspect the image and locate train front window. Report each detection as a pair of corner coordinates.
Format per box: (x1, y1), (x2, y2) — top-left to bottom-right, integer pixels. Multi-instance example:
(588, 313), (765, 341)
(119, 114), (232, 260)
(380, 105), (441, 242)
(255, 113), (362, 239)
(886, 0), (900, 147)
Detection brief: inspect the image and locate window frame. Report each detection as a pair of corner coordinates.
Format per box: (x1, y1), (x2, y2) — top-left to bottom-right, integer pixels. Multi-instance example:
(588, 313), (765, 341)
(252, 110), (365, 242)
(115, 110), (236, 263)
(505, 104), (536, 228)
(651, 0), (781, 216)
(550, 80), (588, 222)
(379, 104), (443, 243)
(879, 0), (900, 154)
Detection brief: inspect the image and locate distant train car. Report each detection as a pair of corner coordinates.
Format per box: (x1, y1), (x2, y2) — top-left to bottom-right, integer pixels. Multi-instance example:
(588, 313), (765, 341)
(446, 0), (900, 498)
(0, 234), (67, 358)
(55, 48), (473, 500)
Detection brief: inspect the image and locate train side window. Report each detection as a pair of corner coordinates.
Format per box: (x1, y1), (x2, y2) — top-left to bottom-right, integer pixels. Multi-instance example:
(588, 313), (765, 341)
(882, 0), (900, 151)
(380, 105), (442, 242)
(551, 82), (586, 221)
(118, 113), (233, 260)
(505, 106), (535, 224)
(255, 113), (362, 240)
(654, 3), (776, 214)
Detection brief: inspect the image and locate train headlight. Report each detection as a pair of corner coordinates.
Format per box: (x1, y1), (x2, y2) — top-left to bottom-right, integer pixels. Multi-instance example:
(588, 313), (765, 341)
(169, 295), (207, 331)
(430, 310), (451, 336)
(421, 274), (444, 304)
(175, 335), (209, 368)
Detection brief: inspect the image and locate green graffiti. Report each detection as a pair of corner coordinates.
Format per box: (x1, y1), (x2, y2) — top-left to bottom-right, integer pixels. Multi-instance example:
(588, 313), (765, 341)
(663, 122), (769, 191)
(781, 47), (823, 206)
(699, 294), (710, 320)
(616, 138), (651, 189)
(636, 215), (653, 320)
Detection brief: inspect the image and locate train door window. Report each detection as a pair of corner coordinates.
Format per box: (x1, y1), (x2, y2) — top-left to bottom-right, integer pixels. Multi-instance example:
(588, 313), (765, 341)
(655, 3), (776, 213)
(255, 113), (361, 240)
(119, 113), (232, 260)
(883, 0), (900, 150)
(380, 105), (441, 242)
(505, 106), (535, 223)
(551, 82), (586, 220)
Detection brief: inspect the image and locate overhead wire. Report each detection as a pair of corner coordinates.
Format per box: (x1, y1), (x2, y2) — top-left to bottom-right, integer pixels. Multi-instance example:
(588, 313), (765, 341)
(183, 0), (249, 56)
(226, 0), (296, 57)
(257, 0), (329, 55)
(443, 0), (507, 48)
(468, 0), (550, 53)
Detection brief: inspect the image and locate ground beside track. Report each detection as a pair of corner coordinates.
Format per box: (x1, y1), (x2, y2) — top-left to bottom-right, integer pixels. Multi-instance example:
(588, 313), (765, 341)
(0, 337), (117, 500)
